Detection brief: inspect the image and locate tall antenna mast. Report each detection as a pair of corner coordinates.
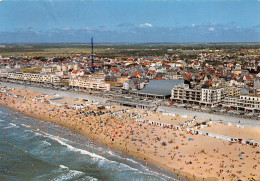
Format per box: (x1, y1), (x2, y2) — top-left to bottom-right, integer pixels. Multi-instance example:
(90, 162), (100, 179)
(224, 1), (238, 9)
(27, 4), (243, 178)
(90, 37), (95, 73)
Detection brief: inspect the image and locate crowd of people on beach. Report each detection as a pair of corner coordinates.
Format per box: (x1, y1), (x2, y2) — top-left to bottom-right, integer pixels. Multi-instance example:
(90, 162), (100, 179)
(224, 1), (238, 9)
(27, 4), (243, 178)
(0, 87), (259, 181)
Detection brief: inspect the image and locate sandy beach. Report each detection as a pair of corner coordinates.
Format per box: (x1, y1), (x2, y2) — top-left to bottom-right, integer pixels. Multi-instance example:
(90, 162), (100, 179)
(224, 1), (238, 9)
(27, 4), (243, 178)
(1, 87), (260, 181)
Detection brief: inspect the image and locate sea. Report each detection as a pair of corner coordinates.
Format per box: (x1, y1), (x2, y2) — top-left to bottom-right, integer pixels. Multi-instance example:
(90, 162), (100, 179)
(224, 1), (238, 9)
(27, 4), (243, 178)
(0, 105), (181, 181)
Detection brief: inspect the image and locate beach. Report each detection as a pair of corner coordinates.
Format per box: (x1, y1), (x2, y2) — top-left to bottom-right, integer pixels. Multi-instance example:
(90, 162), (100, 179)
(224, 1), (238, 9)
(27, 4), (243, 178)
(1, 87), (260, 181)
(0, 106), (175, 181)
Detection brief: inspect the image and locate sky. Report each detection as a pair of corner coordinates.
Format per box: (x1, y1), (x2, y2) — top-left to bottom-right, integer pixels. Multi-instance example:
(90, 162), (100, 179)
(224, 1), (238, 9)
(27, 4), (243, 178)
(0, 0), (259, 43)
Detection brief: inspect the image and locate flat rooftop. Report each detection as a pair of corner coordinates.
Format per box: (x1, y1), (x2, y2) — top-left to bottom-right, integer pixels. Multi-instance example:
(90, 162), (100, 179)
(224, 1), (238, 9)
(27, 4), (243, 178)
(132, 79), (184, 96)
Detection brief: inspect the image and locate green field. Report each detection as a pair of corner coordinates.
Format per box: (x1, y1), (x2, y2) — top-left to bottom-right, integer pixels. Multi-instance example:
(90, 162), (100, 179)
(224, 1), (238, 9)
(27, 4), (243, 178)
(0, 43), (259, 58)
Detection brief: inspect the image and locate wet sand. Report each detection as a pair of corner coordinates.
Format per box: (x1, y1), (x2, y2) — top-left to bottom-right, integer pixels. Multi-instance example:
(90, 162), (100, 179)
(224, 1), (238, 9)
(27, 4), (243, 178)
(1, 88), (260, 181)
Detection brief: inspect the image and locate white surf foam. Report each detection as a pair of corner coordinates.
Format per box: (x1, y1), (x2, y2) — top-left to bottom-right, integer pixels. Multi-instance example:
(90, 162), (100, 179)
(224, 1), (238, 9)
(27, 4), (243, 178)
(41, 140), (51, 146)
(106, 150), (148, 171)
(21, 124), (31, 128)
(50, 165), (98, 181)
(37, 165), (97, 181)
(59, 165), (69, 169)
(52, 170), (84, 180)
(5, 122), (20, 129)
(41, 132), (141, 173)
(42, 132), (105, 160)
(106, 151), (174, 180)
(21, 127), (172, 180)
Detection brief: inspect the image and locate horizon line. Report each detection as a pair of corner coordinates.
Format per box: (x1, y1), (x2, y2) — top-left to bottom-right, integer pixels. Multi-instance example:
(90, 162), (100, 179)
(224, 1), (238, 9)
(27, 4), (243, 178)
(1, 42), (260, 45)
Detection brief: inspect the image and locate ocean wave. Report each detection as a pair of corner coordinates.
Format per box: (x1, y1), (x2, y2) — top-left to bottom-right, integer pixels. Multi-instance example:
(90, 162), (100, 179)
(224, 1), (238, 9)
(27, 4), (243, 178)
(52, 169), (98, 181)
(59, 165), (68, 169)
(41, 140), (51, 146)
(41, 132), (105, 160)
(97, 157), (140, 173)
(37, 165), (97, 181)
(4, 122), (20, 129)
(41, 132), (143, 173)
(106, 151), (174, 180)
(106, 150), (149, 171)
(34, 132), (43, 136)
(24, 129), (42, 136)
(21, 123), (31, 128)
(16, 126), (174, 180)
(52, 170), (85, 181)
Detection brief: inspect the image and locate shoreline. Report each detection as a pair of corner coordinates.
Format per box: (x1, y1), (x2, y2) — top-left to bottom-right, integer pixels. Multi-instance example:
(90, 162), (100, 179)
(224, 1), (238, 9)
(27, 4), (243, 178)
(0, 105), (180, 181)
(0, 92), (214, 181)
(1, 88), (259, 181)
(0, 104), (202, 181)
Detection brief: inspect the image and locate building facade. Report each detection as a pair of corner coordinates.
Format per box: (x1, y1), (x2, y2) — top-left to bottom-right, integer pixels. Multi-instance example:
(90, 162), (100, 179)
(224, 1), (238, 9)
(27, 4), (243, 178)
(171, 84), (225, 106)
(223, 95), (260, 113)
(7, 72), (60, 84)
(69, 77), (110, 91)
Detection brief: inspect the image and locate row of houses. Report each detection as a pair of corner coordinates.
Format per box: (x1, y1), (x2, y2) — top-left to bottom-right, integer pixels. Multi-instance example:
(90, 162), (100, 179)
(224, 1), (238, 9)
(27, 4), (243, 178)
(186, 121), (260, 147)
(131, 113), (196, 130)
(5, 72), (111, 91)
(7, 72), (60, 84)
(187, 128), (260, 147)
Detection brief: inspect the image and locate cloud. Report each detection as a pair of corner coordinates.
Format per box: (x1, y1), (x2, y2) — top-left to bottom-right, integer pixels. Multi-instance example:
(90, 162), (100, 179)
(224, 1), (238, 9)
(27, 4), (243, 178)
(84, 27), (91, 31)
(63, 27), (71, 31)
(0, 23), (259, 43)
(138, 23), (153, 28)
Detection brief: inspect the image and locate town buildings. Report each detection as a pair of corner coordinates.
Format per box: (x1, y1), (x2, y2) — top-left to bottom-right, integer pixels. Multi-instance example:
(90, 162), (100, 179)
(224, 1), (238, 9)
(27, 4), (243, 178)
(0, 46), (260, 114)
(171, 84), (225, 106)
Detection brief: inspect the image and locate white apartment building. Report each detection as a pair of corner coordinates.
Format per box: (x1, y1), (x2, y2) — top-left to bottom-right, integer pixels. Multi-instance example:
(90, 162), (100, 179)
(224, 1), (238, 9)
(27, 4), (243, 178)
(8, 72), (23, 80)
(171, 84), (225, 106)
(201, 88), (225, 104)
(7, 72), (60, 84)
(223, 95), (260, 113)
(69, 77), (110, 91)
